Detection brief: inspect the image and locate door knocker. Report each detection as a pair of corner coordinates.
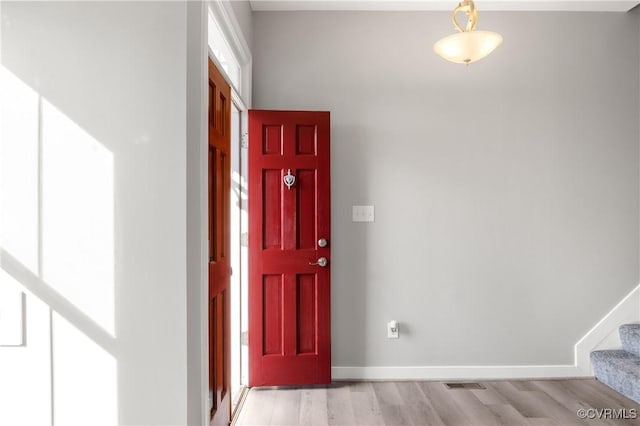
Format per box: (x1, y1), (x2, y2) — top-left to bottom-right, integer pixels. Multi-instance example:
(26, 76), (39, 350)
(283, 169), (296, 190)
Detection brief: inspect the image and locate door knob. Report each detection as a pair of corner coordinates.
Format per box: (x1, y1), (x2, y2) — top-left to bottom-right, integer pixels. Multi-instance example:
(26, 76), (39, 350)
(318, 238), (328, 248)
(309, 257), (328, 267)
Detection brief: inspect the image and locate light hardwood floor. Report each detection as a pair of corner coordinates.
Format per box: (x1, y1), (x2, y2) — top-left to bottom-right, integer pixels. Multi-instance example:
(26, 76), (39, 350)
(233, 379), (640, 426)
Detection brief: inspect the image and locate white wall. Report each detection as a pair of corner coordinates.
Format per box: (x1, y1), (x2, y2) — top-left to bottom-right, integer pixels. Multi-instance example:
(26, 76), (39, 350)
(252, 11), (640, 371)
(0, 1), (204, 424)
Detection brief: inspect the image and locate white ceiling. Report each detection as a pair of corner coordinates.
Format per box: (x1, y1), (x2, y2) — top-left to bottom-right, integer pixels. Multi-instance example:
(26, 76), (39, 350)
(248, 0), (640, 12)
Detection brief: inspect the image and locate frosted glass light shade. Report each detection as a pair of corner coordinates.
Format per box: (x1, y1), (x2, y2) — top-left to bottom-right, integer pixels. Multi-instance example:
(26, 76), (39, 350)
(433, 30), (503, 65)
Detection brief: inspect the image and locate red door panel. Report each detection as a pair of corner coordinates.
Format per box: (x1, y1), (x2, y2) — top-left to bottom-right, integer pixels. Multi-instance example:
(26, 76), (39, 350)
(249, 110), (331, 387)
(208, 59), (231, 425)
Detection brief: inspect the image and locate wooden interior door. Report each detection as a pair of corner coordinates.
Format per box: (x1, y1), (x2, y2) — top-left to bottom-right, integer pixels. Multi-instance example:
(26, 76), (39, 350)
(208, 59), (231, 425)
(248, 110), (331, 387)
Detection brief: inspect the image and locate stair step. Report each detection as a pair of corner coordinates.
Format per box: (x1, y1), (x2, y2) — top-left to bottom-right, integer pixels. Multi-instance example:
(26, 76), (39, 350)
(590, 350), (640, 404)
(620, 324), (640, 358)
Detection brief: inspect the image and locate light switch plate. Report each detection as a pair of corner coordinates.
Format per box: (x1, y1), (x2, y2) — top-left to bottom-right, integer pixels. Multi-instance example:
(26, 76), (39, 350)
(352, 205), (374, 222)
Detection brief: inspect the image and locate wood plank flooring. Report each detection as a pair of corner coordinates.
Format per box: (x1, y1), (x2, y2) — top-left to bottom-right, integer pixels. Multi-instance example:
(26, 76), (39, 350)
(233, 379), (640, 426)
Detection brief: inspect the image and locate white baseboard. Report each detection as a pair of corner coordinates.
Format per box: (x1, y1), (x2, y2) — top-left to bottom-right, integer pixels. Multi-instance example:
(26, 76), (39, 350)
(332, 284), (640, 381)
(332, 365), (586, 381)
(574, 283), (640, 375)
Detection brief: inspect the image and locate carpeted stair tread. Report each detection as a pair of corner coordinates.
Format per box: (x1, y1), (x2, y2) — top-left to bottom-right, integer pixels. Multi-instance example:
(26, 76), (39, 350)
(590, 349), (640, 404)
(620, 323), (640, 358)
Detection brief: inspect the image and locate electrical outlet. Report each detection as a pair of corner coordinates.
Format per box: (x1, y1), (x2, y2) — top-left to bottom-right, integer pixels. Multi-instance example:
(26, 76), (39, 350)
(387, 320), (399, 339)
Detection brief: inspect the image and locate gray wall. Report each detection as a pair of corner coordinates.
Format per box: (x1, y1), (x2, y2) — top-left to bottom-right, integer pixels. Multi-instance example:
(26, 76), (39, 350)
(252, 11), (640, 367)
(230, 0), (253, 52)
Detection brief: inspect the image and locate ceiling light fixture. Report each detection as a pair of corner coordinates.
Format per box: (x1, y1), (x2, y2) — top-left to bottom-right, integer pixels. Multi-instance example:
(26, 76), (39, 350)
(433, 0), (503, 65)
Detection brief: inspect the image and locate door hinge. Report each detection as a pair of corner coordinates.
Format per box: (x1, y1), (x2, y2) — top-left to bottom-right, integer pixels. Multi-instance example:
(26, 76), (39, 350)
(241, 132), (248, 149)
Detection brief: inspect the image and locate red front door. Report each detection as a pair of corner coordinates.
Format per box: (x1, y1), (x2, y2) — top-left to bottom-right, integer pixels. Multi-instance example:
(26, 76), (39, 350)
(248, 110), (331, 386)
(208, 59), (231, 425)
